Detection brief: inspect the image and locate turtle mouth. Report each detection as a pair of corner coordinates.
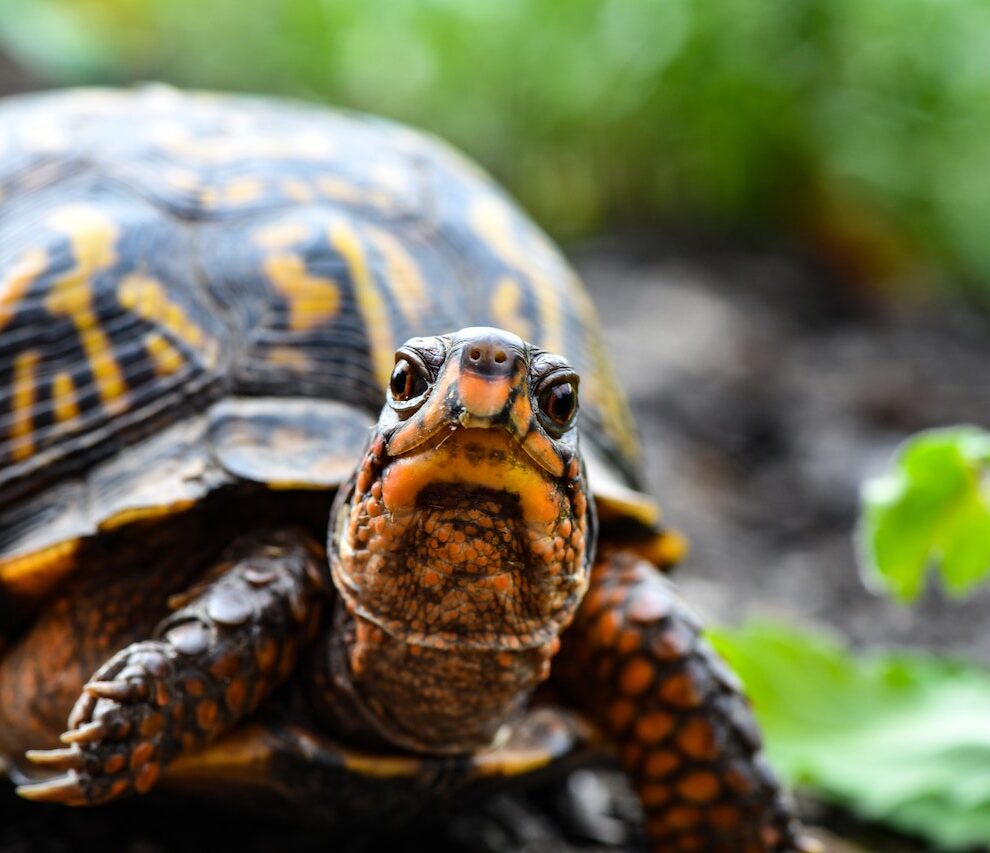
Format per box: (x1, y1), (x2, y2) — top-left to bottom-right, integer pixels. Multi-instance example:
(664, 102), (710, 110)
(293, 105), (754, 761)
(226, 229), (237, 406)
(389, 416), (567, 477)
(379, 427), (564, 529)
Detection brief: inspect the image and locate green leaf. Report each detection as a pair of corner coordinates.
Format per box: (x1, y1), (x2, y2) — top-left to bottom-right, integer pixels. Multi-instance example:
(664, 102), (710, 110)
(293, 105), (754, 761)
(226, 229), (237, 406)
(858, 426), (990, 602)
(709, 621), (990, 850)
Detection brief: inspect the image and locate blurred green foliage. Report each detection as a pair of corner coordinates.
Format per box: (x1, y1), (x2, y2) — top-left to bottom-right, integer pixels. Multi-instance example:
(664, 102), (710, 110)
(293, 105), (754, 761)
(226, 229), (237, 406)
(859, 427), (990, 602)
(1, 0), (990, 290)
(711, 622), (990, 850)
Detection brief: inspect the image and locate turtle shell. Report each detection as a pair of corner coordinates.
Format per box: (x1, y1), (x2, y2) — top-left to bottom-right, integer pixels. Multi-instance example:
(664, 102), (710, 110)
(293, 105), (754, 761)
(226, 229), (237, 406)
(0, 85), (667, 603)
(161, 706), (598, 827)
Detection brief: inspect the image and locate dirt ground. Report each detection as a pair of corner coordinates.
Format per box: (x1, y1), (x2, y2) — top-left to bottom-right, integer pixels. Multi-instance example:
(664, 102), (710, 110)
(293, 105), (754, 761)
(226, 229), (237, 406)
(581, 237), (990, 659)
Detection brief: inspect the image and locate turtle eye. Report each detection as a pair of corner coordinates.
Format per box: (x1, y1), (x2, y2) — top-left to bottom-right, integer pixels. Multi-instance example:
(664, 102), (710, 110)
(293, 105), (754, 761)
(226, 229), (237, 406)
(389, 358), (429, 402)
(538, 380), (578, 431)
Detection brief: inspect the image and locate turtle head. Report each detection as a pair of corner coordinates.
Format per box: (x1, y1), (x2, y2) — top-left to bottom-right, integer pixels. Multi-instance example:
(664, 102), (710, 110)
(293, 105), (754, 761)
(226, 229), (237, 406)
(326, 328), (595, 751)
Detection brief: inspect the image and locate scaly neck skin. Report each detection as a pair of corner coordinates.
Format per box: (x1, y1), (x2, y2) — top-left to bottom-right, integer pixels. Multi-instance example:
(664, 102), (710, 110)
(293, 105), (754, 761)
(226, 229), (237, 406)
(322, 604), (559, 753)
(322, 429), (590, 754)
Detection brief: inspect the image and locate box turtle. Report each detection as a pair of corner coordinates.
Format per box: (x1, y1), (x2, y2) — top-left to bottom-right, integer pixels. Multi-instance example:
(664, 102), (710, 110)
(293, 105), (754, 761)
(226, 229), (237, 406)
(0, 86), (812, 852)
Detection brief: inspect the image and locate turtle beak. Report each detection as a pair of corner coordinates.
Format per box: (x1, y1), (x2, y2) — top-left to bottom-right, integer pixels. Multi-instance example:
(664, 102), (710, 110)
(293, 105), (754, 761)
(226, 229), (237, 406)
(451, 332), (525, 429)
(385, 329), (565, 477)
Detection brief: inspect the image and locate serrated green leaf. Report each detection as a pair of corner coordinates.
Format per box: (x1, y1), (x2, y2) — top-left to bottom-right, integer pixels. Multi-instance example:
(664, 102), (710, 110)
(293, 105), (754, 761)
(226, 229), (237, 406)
(859, 426), (990, 602)
(709, 622), (990, 850)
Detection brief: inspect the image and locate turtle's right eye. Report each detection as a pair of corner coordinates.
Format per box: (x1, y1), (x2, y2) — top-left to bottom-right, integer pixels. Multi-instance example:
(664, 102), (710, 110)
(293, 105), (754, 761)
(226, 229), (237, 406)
(389, 358), (429, 402)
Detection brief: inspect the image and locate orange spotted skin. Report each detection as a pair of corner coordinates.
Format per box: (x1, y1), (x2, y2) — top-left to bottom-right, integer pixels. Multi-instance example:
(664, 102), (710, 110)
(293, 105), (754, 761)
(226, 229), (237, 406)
(555, 551), (809, 852)
(321, 329), (592, 753)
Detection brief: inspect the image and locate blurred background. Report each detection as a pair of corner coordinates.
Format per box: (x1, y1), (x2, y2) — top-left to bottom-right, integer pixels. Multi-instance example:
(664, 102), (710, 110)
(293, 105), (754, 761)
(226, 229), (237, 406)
(2, 1), (990, 850)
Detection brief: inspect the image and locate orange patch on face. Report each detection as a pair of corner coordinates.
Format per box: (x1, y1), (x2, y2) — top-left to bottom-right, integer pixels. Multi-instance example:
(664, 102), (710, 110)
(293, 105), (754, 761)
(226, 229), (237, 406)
(458, 373), (510, 418)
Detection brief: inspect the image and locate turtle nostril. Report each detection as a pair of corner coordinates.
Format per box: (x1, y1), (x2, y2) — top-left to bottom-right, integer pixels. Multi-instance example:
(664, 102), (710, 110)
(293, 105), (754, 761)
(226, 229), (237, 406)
(493, 350), (506, 364)
(469, 348), (482, 361)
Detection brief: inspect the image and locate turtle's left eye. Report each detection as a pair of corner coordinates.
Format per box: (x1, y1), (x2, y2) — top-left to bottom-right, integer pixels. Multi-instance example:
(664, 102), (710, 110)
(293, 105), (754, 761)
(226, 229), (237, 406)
(538, 380), (578, 432)
(389, 358), (429, 402)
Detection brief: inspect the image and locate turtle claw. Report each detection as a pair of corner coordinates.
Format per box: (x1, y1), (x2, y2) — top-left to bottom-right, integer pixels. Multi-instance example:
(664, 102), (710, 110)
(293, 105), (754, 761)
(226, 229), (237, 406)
(33, 641), (179, 804)
(16, 772), (85, 804)
(59, 720), (107, 745)
(25, 746), (84, 770)
(85, 677), (148, 702)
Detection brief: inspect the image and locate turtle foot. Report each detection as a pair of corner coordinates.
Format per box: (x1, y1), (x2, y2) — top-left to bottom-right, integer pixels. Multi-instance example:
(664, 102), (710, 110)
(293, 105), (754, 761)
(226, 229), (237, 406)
(16, 529), (327, 807)
(19, 641), (178, 805)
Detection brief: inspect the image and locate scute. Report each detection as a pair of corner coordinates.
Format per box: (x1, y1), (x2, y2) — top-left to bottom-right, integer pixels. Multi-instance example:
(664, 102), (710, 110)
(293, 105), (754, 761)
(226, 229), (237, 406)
(0, 416), (226, 600)
(210, 397), (373, 489)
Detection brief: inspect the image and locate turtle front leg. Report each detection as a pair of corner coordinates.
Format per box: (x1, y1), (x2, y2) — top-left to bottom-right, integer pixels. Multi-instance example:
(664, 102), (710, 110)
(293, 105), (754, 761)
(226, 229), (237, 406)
(554, 550), (812, 853)
(18, 528), (328, 805)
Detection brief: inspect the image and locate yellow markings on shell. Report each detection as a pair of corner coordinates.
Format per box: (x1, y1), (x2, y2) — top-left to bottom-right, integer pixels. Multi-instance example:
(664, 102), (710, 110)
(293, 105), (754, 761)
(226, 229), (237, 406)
(263, 254), (341, 332)
(267, 346), (312, 370)
(282, 179), (314, 204)
(315, 174), (391, 212)
(10, 350), (41, 462)
(98, 499), (197, 533)
(341, 750), (421, 779)
(165, 723), (275, 779)
(655, 529), (689, 565)
(365, 226), (428, 328)
(316, 175), (364, 205)
(222, 178), (264, 205)
(469, 195), (563, 356)
(0, 247), (47, 331)
(253, 222), (310, 251)
(0, 539), (81, 599)
(476, 748), (553, 778)
(202, 178), (265, 208)
(52, 371), (81, 423)
(490, 276), (534, 342)
(45, 206), (128, 413)
(117, 274), (215, 366)
(145, 332), (185, 376)
(329, 218), (394, 386)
